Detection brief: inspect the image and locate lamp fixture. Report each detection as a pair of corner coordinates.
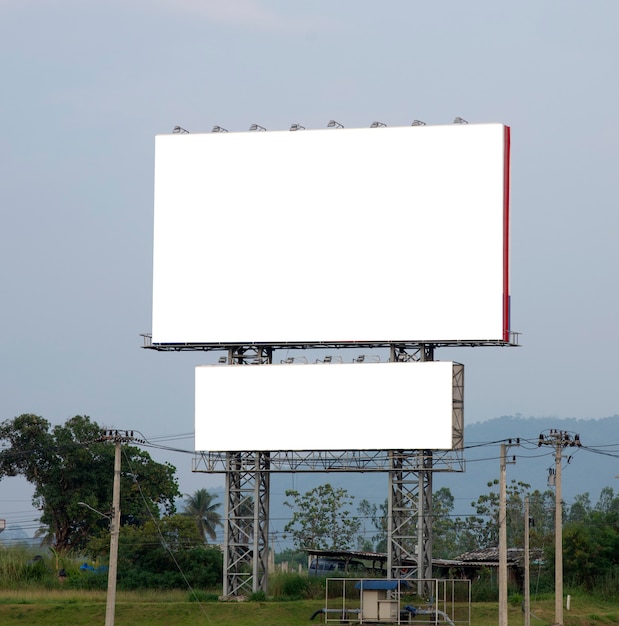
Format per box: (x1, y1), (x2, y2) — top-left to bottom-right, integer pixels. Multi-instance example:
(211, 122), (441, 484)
(411, 120), (426, 126)
(212, 125), (228, 133)
(290, 123), (305, 131)
(327, 120), (344, 129)
(370, 121), (387, 128)
(249, 124), (266, 131)
(453, 117), (468, 124)
(172, 126), (189, 134)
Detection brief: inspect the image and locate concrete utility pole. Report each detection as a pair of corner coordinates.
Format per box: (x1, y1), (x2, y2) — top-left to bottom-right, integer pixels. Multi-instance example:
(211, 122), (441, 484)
(100, 430), (135, 626)
(499, 440), (518, 626)
(538, 430), (581, 626)
(524, 495), (531, 626)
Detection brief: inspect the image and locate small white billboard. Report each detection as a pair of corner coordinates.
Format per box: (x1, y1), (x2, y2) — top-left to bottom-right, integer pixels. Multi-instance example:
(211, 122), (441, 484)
(195, 361), (461, 452)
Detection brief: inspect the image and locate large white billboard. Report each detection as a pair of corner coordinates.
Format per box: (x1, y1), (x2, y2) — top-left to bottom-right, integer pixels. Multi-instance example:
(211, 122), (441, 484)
(195, 361), (459, 452)
(153, 123), (510, 345)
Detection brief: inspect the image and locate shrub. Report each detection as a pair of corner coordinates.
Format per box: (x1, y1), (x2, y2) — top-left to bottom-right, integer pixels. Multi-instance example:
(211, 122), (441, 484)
(188, 591), (219, 602)
(249, 590), (266, 601)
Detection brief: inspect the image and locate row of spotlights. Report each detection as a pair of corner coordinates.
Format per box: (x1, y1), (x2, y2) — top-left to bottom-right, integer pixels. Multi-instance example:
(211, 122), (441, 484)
(217, 355), (381, 364)
(173, 118), (468, 135)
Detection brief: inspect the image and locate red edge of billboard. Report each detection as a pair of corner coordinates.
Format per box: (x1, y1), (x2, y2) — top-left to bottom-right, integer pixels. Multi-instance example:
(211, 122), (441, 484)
(503, 125), (511, 342)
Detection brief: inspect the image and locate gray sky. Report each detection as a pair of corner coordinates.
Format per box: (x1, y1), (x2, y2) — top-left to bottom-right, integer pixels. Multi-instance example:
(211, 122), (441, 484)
(1, 0), (618, 534)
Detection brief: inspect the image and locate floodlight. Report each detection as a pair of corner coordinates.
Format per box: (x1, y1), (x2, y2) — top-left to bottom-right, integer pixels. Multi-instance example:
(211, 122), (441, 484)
(290, 124), (305, 131)
(315, 355), (343, 364)
(280, 356), (308, 364)
(453, 117), (468, 124)
(370, 121), (387, 128)
(327, 120), (344, 129)
(249, 124), (266, 131)
(218, 356), (227, 364)
(411, 120), (426, 126)
(355, 355), (366, 363)
(212, 125), (228, 133)
(172, 126), (189, 134)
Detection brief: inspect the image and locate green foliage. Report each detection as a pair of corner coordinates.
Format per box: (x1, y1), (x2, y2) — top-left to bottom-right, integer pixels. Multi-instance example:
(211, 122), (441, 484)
(249, 590), (266, 601)
(283, 484), (360, 551)
(269, 572), (324, 600)
(562, 488), (619, 590)
(460, 479), (533, 550)
(280, 574), (310, 599)
(470, 568), (497, 602)
(181, 488), (222, 542)
(274, 548), (305, 569)
(0, 548), (53, 588)
(431, 487), (459, 558)
(104, 514), (223, 590)
(508, 592), (522, 606)
(0, 414), (180, 552)
(356, 498), (387, 552)
(188, 590), (219, 602)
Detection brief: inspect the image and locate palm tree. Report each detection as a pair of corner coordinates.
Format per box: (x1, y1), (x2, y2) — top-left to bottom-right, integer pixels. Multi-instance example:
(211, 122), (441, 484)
(182, 488), (222, 542)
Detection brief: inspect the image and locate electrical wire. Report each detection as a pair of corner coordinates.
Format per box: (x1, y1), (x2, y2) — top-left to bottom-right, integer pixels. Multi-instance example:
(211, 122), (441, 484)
(121, 446), (216, 623)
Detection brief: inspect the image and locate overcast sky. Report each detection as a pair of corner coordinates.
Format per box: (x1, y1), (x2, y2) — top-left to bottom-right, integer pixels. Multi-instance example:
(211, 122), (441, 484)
(1, 0), (618, 534)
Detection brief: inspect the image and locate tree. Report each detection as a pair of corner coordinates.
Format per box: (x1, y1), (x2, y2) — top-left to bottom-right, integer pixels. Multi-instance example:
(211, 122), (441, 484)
(459, 479), (533, 550)
(182, 488), (222, 542)
(432, 487), (460, 558)
(0, 414), (180, 552)
(356, 498), (388, 553)
(356, 499), (377, 551)
(561, 487), (619, 589)
(284, 484), (360, 551)
(86, 514), (223, 589)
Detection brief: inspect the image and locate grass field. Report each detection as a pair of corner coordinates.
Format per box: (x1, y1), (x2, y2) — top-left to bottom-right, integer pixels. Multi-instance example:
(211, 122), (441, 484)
(0, 590), (617, 626)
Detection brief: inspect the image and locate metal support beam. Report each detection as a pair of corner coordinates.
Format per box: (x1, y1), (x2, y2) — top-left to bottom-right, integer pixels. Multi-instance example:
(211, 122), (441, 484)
(387, 450), (433, 591)
(223, 451), (271, 597)
(220, 346), (273, 598)
(387, 345), (435, 588)
(418, 451), (433, 585)
(200, 342), (468, 597)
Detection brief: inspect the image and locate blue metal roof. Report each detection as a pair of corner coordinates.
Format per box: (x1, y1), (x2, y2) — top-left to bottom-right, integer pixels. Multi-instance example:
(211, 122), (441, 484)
(354, 580), (410, 590)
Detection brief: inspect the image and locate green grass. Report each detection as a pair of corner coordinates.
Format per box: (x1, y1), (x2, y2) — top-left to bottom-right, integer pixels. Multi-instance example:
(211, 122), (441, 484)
(0, 590), (617, 625)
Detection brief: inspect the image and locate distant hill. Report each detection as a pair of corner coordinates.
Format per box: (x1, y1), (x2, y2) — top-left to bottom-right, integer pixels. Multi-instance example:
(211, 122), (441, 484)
(434, 415), (619, 515)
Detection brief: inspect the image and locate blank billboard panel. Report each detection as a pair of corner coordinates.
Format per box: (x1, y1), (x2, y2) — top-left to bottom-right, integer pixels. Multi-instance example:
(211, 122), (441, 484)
(195, 361), (459, 452)
(153, 123), (510, 345)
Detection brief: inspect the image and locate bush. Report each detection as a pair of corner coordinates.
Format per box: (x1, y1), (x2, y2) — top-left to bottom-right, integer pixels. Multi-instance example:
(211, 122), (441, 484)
(509, 592), (523, 606)
(281, 575), (310, 599)
(269, 573), (315, 599)
(188, 591), (219, 602)
(249, 590), (266, 601)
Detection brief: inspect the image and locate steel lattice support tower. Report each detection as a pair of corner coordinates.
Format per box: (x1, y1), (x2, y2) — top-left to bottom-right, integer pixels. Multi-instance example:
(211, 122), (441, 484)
(223, 451), (271, 597)
(387, 451), (431, 584)
(418, 451), (433, 585)
(221, 345), (273, 597)
(387, 345), (436, 585)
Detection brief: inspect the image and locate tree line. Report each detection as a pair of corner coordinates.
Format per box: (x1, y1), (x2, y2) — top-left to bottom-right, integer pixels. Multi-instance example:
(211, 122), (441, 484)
(1, 414), (617, 593)
(283, 481), (619, 592)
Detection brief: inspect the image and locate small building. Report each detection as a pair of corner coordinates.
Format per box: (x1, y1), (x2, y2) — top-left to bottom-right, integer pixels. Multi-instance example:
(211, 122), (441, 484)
(355, 580), (411, 622)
